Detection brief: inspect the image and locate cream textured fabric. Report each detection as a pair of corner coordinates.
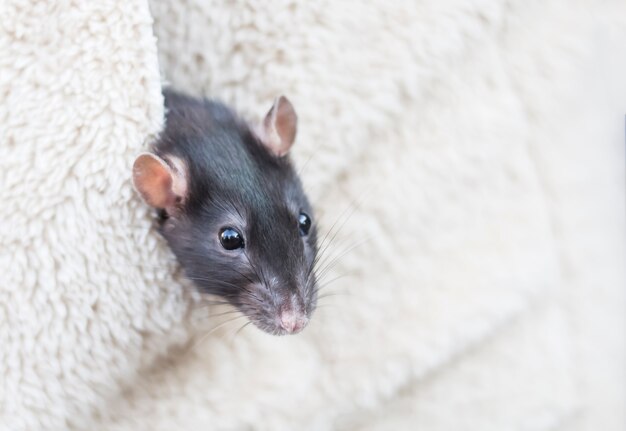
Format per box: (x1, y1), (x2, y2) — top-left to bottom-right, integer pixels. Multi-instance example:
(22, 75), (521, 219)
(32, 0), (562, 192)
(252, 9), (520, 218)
(1, 1), (624, 430)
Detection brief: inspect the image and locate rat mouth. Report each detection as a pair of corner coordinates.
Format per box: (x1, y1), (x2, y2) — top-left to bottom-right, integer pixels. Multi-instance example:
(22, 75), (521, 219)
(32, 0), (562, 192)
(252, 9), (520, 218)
(234, 303), (310, 336)
(242, 311), (309, 336)
(232, 280), (315, 336)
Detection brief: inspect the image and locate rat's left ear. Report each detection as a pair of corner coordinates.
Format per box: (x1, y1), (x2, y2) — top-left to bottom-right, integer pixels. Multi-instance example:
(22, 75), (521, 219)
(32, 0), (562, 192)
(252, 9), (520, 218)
(258, 95), (298, 157)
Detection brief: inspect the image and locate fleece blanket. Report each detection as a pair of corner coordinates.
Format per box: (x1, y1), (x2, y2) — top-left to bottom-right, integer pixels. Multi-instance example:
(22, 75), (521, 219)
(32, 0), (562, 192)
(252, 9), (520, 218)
(1, 0), (625, 430)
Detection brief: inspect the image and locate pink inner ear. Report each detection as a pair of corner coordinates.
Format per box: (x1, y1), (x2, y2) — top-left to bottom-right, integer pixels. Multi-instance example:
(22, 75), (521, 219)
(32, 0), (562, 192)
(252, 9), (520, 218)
(274, 97), (297, 151)
(262, 96), (298, 157)
(133, 154), (176, 209)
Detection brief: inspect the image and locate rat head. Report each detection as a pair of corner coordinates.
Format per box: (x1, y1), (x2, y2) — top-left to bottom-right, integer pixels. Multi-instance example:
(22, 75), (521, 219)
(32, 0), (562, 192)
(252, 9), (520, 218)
(132, 92), (318, 335)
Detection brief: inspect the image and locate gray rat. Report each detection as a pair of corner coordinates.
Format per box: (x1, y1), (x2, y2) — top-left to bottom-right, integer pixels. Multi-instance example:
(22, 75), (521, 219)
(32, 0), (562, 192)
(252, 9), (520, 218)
(132, 90), (318, 335)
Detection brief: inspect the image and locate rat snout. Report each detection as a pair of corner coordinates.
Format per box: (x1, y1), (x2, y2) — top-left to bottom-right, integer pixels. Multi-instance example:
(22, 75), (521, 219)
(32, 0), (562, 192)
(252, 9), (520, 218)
(277, 292), (309, 334)
(241, 280), (313, 335)
(279, 308), (308, 334)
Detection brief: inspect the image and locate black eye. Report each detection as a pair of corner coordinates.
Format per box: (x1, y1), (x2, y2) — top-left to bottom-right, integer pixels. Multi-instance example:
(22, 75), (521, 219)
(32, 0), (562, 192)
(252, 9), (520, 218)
(298, 212), (312, 236)
(219, 227), (244, 250)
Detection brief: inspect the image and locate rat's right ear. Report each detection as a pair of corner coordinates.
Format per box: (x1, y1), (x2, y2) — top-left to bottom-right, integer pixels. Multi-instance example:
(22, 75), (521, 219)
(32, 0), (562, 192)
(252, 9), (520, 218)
(132, 153), (187, 209)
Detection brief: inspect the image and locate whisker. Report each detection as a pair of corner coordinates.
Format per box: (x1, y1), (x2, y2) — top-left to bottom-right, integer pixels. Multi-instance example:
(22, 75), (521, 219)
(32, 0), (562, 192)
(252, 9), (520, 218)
(189, 315), (247, 353)
(315, 190), (370, 255)
(317, 274), (354, 292)
(191, 300), (232, 308)
(230, 267), (255, 284)
(295, 152), (315, 178)
(305, 195), (368, 287)
(187, 277), (247, 291)
(317, 291), (349, 301)
(231, 321), (253, 342)
(314, 238), (371, 283)
(113, 261), (179, 271)
(239, 285), (263, 303)
(193, 308), (241, 319)
(316, 196), (362, 253)
(244, 251), (276, 302)
(313, 303), (342, 311)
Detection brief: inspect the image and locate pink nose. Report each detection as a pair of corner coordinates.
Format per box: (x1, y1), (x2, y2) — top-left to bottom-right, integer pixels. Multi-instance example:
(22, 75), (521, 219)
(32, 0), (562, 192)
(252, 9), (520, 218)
(279, 309), (308, 334)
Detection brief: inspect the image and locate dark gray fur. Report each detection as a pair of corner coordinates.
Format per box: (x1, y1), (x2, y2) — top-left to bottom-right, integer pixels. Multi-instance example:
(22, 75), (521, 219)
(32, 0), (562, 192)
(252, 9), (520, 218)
(153, 90), (318, 335)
